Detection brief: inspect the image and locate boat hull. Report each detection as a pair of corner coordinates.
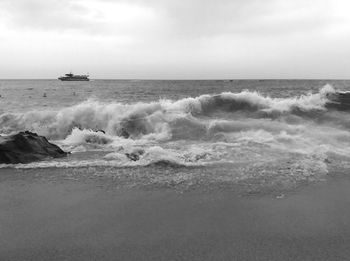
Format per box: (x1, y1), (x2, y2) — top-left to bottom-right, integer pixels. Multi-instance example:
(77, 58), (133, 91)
(58, 77), (90, 81)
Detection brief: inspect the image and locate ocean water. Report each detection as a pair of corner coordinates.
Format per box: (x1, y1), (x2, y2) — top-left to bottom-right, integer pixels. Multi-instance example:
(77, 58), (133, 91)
(1, 79), (350, 193)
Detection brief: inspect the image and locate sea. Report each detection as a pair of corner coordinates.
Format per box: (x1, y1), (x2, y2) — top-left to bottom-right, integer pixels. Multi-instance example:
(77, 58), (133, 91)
(1, 79), (350, 194)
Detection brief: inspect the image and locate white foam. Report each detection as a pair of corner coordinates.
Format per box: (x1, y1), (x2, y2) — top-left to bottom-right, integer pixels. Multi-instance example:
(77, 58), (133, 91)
(0, 85), (336, 141)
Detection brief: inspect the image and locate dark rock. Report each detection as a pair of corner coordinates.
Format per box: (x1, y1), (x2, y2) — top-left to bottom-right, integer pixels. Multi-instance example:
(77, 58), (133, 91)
(125, 148), (145, 161)
(125, 153), (140, 161)
(326, 92), (350, 111)
(0, 131), (68, 164)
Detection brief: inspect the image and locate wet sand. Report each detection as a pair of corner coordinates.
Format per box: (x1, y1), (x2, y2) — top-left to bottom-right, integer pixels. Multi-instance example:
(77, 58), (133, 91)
(1, 170), (350, 261)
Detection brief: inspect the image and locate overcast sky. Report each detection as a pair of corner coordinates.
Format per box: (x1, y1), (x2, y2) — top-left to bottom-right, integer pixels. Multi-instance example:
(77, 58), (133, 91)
(0, 0), (350, 79)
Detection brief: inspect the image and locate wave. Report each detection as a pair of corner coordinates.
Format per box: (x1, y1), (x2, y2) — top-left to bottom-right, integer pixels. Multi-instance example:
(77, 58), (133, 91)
(3, 84), (350, 190)
(0, 143), (331, 193)
(0, 85), (348, 143)
(0, 145), (207, 169)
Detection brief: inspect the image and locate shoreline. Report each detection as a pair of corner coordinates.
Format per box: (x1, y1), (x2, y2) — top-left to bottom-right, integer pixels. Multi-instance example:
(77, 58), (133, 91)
(1, 169), (350, 260)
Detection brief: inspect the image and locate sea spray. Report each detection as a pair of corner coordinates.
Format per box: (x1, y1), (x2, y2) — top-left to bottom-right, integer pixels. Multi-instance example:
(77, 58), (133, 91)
(1, 82), (350, 192)
(0, 85), (340, 140)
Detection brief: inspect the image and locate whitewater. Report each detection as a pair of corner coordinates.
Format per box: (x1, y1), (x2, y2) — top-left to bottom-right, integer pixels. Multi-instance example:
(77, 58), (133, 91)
(1, 79), (350, 192)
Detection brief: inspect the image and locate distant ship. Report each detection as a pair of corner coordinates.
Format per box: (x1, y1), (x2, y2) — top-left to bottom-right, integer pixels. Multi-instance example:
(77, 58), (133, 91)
(58, 73), (90, 81)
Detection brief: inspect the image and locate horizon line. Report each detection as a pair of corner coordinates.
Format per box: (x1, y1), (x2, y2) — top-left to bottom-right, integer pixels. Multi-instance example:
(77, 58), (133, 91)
(0, 78), (350, 81)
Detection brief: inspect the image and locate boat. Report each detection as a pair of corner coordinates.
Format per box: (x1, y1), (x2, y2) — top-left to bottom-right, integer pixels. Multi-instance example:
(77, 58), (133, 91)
(58, 73), (90, 81)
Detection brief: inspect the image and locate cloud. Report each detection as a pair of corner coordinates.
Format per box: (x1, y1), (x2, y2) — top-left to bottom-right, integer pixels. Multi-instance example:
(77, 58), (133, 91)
(0, 0), (156, 35)
(0, 0), (92, 31)
(108, 0), (336, 38)
(0, 0), (350, 78)
(0, 0), (347, 41)
(0, 0), (337, 35)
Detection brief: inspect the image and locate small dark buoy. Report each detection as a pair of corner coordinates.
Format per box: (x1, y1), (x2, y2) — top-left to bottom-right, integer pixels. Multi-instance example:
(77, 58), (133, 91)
(73, 92), (76, 96)
(43, 93), (47, 97)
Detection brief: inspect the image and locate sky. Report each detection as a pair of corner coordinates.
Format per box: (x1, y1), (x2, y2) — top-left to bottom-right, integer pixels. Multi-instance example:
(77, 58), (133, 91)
(0, 0), (350, 79)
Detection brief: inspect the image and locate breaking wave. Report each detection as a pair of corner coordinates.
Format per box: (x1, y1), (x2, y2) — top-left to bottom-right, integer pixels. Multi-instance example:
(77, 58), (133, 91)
(2, 83), (350, 191)
(0, 84), (348, 141)
(1, 85), (350, 167)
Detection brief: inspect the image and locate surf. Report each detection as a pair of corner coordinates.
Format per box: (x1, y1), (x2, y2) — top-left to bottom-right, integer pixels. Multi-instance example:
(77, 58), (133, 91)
(0, 85), (347, 140)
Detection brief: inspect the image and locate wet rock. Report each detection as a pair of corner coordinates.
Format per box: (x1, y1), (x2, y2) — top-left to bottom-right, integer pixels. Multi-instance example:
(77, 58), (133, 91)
(0, 131), (68, 164)
(326, 92), (350, 111)
(125, 148), (145, 161)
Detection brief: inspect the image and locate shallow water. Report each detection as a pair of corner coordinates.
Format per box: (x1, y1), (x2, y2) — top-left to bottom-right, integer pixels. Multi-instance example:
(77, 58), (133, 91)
(1, 79), (350, 192)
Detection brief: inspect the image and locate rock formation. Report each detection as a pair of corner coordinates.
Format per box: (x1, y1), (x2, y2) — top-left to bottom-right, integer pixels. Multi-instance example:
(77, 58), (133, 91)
(0, 131), (68, 164)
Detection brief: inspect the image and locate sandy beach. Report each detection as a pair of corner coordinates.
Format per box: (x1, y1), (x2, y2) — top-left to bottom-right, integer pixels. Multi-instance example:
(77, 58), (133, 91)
(1, 169), (350, 261)
(1, 0), (350, 258)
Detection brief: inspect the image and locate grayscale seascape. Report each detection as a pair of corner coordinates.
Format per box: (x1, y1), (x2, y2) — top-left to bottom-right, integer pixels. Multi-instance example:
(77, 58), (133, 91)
(2, 80), (350, 260)
(1, 79), (350, 192)
(2, 0), (350, 260)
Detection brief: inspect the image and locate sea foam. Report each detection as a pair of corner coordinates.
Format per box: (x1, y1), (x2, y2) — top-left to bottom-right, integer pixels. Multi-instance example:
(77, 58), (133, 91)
(0, 85), (339, 140)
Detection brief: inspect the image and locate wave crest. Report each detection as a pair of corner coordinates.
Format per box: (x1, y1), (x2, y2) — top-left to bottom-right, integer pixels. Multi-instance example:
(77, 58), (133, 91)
(0, 85), (342, 141)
